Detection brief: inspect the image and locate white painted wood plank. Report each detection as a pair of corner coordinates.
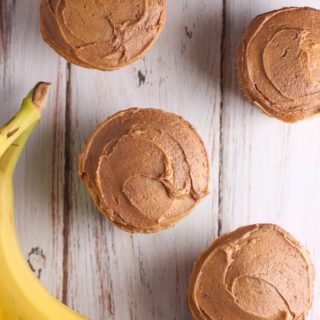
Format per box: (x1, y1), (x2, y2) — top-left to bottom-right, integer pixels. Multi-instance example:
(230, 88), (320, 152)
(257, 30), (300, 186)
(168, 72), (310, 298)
(67, 1), (223, 319)
(222, 1), (320, 319)
(0, 0), (67, 300)
(4, 1), (320, 319)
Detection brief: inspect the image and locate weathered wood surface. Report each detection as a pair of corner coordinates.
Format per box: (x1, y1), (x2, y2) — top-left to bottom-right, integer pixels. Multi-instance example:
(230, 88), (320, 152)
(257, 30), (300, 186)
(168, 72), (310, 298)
(0, 0), (67, 301)
(223, 2), (320, 320)
(0, 0), (319, 319)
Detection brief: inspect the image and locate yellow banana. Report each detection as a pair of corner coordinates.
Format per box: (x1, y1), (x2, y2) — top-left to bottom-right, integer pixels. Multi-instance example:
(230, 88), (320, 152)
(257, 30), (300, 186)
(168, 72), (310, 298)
(0, 83), (88, 320)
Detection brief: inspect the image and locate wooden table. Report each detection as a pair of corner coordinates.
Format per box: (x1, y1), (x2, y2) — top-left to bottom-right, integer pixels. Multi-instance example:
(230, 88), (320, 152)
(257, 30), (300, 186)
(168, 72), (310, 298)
(1, 1), (319, 319)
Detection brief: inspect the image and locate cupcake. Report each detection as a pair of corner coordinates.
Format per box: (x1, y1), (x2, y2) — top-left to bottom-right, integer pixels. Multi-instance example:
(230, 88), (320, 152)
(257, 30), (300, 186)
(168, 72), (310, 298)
(188, 224), (314, 320)
(79, 108), (209, 233)
(40, 0), (166, 70)
(237, 7), (320, 122)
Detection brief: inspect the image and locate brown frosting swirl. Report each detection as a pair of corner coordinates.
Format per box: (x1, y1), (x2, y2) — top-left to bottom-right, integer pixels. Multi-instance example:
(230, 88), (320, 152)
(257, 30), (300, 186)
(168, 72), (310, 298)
(40, 0), (166, 70)
(188, 224), (314, 320)
(237, 7), (320, 122)
(79, 108), (209, 233)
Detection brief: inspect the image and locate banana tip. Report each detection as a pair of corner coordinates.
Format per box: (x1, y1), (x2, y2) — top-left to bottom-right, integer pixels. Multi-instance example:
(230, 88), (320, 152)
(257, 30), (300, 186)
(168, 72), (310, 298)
(32, 82), (51, 111)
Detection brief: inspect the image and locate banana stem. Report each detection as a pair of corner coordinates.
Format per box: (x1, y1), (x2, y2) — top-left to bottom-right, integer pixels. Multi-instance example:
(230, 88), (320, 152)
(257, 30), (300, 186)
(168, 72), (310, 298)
(0, 82), (50, 162)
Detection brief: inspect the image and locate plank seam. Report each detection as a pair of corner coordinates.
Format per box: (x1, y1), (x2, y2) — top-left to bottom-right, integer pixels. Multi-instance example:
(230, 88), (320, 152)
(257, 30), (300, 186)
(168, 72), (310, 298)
(62, 62), (72, 305)
(218, 0), (226, 237)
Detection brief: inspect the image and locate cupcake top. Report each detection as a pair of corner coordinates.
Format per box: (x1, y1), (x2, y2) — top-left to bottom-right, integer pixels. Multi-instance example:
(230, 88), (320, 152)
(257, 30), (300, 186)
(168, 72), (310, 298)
(40, 0), (166, 70)
(79, 108), (209, 233)
(237, 7), (320, 122)
(188, 224), (314, 320)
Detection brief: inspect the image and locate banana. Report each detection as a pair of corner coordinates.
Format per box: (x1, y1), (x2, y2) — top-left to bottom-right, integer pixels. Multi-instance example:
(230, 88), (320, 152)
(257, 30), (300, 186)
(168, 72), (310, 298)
(0, 83), (88, 320)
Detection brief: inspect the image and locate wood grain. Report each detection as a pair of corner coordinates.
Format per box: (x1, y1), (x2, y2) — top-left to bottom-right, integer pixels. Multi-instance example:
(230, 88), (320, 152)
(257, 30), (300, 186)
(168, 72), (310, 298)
(0, 0), (67, 300)
(1, 0), (319, 319)
(65, 1), (222, 319)
(222, 1), (320, 318)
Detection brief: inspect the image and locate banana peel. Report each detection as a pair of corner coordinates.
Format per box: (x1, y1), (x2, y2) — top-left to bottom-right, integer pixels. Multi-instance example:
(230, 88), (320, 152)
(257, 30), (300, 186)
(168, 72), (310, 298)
(0, 83), (88, 320)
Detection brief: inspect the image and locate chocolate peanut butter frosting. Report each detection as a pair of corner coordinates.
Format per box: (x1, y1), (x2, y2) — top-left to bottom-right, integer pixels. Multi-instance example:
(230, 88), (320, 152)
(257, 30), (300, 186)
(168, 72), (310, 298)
(188, 224), (314, 320)
(237, 7), (320, 122)
(79, 108), (209, 233)
(40, 0), (166, 70)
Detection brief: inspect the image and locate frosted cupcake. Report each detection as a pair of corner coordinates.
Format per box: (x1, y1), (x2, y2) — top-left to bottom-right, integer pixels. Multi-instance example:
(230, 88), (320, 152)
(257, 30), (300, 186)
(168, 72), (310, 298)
(189, 224), (314, 320)
(237, 7), (320, 122)
(40, 0), (166, 70)
(79, 108), (209, 233)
